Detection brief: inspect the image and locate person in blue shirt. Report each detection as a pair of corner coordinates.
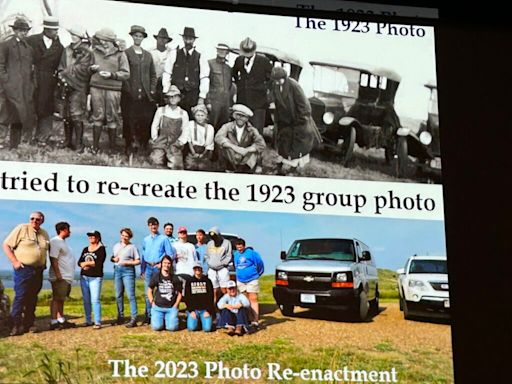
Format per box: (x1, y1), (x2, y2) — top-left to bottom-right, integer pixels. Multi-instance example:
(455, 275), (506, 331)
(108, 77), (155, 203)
(217, 280), (250, 336)
(234, 238), (264, 329)
(194, 229), (208, 274)
(141, 217), (175, 324)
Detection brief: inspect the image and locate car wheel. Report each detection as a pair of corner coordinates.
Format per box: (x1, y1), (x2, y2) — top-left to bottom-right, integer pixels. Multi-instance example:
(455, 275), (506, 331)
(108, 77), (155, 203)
(354, 290), (369, 321)
(369, 287), (379, 315)
(396, 136), (415, 178)
(279, 304), (294, 317)
(399, 295), (404, 311)
(403, 299), (413, 320)
(341, 126), (356, 166)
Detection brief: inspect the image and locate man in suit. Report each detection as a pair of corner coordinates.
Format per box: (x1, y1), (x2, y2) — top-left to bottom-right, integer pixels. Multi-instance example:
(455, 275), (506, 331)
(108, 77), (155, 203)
(215, 104), (266, 173)
(122, 25), (157, 154)
(162, 27), (209, 117)
(26, 16), (63, 146)
(231, 37), (272, 135)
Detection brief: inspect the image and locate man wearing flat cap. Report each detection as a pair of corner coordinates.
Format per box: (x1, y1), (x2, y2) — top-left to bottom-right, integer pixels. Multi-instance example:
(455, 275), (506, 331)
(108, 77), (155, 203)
(57, 25), (92, 151)
(231, 37), (272, 135)
(122, 25), (157, 155)
(215, 104), (266, 173)
(206, 43), (235, 130)
(162, 27), (209, 117)
(0, 18), (36, 149)
(26, 16), (64, 146)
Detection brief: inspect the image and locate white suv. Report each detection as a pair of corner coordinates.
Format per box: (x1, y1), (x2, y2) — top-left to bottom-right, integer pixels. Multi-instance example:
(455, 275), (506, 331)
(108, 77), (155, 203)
(396, 255), (450, 320)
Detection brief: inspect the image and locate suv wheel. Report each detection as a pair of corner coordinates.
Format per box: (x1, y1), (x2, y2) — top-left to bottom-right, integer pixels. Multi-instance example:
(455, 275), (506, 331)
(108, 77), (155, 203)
(369, 288), (379, 315)
(354, 290), (369, 321)
(403, 299), (413, 320)
(399, 295), (404, 311)
(279, 304), (294, 317)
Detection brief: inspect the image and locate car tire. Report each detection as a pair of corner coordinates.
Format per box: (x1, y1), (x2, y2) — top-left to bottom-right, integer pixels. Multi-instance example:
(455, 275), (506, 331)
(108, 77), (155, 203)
(279, 304), (294, 317)
(369, 287), (380, 315)
(354, 290), (369, 321)
(399, 295), (404, 311)
(397, 136), (415, 178)
(341, 126), (356, 166)
(403, 299), (413, 320)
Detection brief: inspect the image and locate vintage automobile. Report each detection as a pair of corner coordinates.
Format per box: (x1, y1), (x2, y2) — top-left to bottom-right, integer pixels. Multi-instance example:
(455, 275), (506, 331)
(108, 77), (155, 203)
(396, 255), (450, 320)
(396, 81), (441, 181)
(273, 238), (379, 321)
(309, 60), (403, 167)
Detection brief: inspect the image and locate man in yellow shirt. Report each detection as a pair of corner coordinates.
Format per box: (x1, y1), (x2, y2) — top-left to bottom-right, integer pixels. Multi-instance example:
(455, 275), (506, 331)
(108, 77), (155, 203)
(3, 211), (49, 336)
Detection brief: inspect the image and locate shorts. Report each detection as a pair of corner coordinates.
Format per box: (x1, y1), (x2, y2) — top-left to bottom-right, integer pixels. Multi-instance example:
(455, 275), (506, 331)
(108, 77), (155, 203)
(237, 279), (260, 294)
(207, 267), (230, 289)
(51, 279), (72, 301)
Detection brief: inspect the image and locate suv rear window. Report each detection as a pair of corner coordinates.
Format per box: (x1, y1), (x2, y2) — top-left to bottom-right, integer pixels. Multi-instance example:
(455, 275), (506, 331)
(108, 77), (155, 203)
(287, 239), (355, 261)
(409, 260), (447, 274)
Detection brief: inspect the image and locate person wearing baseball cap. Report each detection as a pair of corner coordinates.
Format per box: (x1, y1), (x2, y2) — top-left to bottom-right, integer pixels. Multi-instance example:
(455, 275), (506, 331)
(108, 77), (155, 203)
(78, 230), (106, 329)
(184, 261), (215, 332)
(214, 103), (266, 173)
(122, 24), (157, 155)
(172, 226), (198, 294)
(25, 16), (64, 147)
(206, 43), (234, 130)
(231, 37), (272, 135)
(217, 279), (251, 336)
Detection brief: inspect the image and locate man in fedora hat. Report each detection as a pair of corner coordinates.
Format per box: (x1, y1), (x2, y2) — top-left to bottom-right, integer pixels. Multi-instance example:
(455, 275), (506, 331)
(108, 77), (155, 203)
(206, 43), (235, 131)
(215, 103), (266, 173)
(121, 25), (156, 155)
(26, 16), (64, 146)
(162, 27), (209, 117)
(57, 25), (92, 151)
(89, 27), (130, 153)
(150, 28), (173, 106)
(0, 18), (37, 149)
(232, 37), (272, 135)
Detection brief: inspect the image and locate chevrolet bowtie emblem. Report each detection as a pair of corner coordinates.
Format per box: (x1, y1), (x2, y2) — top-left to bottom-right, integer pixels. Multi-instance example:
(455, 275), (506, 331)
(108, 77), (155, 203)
(304, 276), (314, 282)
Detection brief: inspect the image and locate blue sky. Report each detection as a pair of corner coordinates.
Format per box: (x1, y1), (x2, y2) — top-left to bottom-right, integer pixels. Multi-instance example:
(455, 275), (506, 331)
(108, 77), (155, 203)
(0, 199), (446, 273)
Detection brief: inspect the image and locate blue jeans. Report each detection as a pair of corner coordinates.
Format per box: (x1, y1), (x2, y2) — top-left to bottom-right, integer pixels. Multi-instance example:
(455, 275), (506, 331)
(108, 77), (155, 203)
(187, 309), (213, 332)
(218, 307), (249, 328)
(150, 305), (179, 331)
(80, 276), (103, 324)
(114, 266), (137, 319)
(10, 265), (43, 328)
(144, 265), (159, 317)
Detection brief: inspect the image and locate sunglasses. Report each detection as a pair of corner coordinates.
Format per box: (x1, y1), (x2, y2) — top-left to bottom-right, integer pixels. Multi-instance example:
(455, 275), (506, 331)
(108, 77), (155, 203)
(30, 217), (42, 222)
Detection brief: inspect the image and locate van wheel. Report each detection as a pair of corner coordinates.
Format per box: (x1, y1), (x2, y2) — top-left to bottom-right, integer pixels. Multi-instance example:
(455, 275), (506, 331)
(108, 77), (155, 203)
(279, 304), (294, 317)
(369, 288), (379, 314)
(354, 291), (369, 321)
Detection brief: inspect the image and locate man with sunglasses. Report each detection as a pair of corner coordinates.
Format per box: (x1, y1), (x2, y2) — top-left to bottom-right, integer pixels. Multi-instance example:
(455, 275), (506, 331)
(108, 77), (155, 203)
(2, 212), (50, 336)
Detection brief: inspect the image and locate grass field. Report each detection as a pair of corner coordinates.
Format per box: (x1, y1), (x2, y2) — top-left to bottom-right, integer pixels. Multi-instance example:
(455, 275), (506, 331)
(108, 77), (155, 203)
(0, 271), (454, 384)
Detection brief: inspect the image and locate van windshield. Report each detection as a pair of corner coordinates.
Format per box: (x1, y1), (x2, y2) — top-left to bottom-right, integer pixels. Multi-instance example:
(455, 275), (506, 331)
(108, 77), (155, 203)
(409, 260), (447, 274)
(287, 239), (355, 261)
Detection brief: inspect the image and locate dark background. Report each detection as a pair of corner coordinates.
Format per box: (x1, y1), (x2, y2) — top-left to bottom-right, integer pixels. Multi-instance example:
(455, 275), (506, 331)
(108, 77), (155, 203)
(128, 1), (510, 381)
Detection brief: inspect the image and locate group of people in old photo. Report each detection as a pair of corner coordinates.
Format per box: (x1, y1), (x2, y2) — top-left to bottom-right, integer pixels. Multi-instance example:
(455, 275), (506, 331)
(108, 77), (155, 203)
(0, 16), (321, 174)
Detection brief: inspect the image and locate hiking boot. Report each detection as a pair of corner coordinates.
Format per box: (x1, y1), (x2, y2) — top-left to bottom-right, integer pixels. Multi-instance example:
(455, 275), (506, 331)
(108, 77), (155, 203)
(125, 318), (138, 328)
(234, 325), (244, 336)
(9, 326), (24, 336)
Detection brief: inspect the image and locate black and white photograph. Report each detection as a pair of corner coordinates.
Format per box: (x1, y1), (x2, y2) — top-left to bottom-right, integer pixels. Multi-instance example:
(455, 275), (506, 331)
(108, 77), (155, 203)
(0, 0), (440, 183)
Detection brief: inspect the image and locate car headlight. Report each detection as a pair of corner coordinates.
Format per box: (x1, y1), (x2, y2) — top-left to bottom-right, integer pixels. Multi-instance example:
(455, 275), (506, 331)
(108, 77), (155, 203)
(323, 112), (334, 125)
(277, 271), (288, 280)
(419, 131), (432, 145)
(408, 279), (427, 290)
(335, 272), (348, 282)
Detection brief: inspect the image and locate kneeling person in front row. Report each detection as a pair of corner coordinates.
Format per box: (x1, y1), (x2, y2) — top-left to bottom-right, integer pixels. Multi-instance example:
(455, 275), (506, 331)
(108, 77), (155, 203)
(217, 280), (250, 336)
(147, 255), (182, 331)
(185, 261), (214, 332)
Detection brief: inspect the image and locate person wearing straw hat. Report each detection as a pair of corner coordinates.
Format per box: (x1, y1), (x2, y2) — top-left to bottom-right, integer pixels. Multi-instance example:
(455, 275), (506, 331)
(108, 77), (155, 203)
(122, 25), (157, 155)
(26, 16), (63, 146)
(184, 103), (214, 171)
(206, 43), (235, 130)
(231, 37), (272, 135)
(57, 25), (92, 151)
(149, 85), (189, 168)
(162, 27), (210, 117)
(150, 27), (173, 105)
(0, 18), (36, 149)
(88, 27), (130, 154)
(215, 103), (266, 173)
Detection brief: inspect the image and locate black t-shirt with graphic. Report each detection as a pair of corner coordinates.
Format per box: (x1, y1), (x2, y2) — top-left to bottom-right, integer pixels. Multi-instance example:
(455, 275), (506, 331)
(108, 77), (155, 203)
(149, 272), (182, 308)
(78, 246), (106, 277)
(184, 275), (214, 313)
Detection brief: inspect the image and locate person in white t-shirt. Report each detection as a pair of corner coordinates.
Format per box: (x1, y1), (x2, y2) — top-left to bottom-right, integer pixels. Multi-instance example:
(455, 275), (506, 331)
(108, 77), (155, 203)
(172, 226), (197, 294)
(49, 222), (76, 330)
